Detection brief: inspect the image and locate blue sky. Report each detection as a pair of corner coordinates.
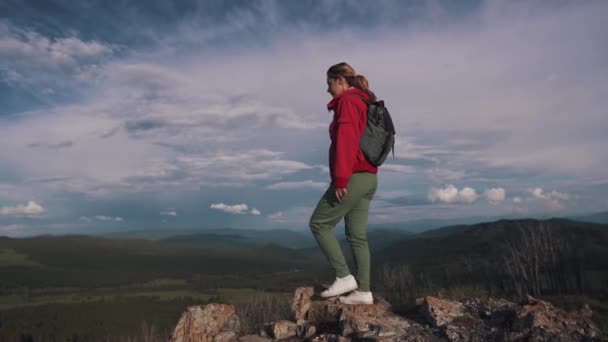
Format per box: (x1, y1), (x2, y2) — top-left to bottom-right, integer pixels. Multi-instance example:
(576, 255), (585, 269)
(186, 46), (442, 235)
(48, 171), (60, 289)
(1, 0), (607, 237)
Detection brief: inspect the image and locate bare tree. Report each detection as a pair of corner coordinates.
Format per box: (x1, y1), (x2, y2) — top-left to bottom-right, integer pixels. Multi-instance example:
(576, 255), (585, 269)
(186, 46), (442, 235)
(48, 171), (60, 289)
(376, 263), (418, 308)
(501, 221), (575, 299)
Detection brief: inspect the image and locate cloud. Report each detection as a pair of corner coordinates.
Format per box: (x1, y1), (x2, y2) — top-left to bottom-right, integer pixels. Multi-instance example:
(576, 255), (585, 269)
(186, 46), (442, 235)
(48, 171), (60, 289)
(484, 187), (506, 204)
(79, 215), (123, 222)
(425, 168), (467, 182)
(93, 215), (124, 222)
(160, 210), (177, 216)
(0, 23), (113, 69)
(265, 206), (313, 225)
(0, 201), (45, 216)
(380, 193), (433, 206)
(529, 187), (570, 201)
(210, 203), (250, 215)
(528, 187), (570, 210)
(382, 164), (416, 174)
(27, 140), (74, 149)
(513, 197), (522, 204)
(268, 211), (283, 221)
(0, 224), (29, 236)
(267, 180), (327, 190)
(1, 1), (607, 234)
(250, 208), (261, 215)
(428, 185), (478, 204)
(78, 216), (92, 222)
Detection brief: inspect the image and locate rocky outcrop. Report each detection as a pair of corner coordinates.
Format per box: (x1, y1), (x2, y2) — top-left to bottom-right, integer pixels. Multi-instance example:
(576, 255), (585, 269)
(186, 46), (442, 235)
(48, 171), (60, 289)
(510, 295), (599, 341)
(170, 287), (600, 341)
(169, 304), (241, 342)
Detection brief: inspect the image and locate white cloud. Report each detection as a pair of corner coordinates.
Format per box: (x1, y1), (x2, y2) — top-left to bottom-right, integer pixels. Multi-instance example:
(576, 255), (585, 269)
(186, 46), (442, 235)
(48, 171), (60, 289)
(267, 180), (327, 190)
(382, 164), (416, 174)
(0, 23), (113, 69)
(210, 203), (249, 215)
(428, 185), (478, 204)
(79, 216), (92, 222)
(0, 224), (29, 236)
(529, 187), (570, 201)
(513, 196), (522, 204)
(268, 211), (284, 222)
(458, 187), (478, 204)
(0, 201), (45, 216)
(425, 168), (466, 182)
(160, 210), (177, 216)
(484, 187), (506, 204)
(265, 207), (315, 225)
(250, 208), (261, 215)
(528, 187), (570, 210)
(93, 215), (124, 222)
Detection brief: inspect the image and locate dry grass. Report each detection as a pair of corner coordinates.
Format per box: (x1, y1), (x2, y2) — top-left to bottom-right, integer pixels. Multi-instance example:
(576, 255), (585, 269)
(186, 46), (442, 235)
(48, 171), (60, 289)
(234, 293), (293, 334)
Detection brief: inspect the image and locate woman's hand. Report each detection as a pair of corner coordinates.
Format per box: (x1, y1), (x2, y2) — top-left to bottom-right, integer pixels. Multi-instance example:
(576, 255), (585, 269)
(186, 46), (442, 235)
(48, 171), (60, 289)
(335, 187), (348, 202)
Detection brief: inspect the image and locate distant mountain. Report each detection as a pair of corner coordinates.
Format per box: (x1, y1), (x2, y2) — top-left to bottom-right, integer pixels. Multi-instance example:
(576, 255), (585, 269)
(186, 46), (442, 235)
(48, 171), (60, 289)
(367, 215), (524, 233)
(158, 228), (316, 249)
(96, 228), (206, 240)
(97, 227), (317, 249)
(568, 211), (608, 224)
(377, 217), (606, 262)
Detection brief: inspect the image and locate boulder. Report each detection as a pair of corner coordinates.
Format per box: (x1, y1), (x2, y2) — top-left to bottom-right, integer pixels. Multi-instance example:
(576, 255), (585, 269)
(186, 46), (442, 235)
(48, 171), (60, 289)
(170, 304), (241, 342)
(270, 320), (298, 340)
(420, 296), (465, 328)
(510, 295), (599, 341)
(237, 335), (271, 342)
(292, 287), (314, 324)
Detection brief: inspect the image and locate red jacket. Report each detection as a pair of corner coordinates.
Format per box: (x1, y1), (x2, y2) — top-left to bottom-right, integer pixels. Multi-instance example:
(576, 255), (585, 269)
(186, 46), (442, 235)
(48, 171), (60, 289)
(327, 87), (378, 188)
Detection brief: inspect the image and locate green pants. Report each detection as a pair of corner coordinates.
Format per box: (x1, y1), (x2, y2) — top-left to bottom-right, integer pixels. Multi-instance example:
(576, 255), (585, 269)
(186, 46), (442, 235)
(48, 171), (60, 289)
(309, 172), (378, 292)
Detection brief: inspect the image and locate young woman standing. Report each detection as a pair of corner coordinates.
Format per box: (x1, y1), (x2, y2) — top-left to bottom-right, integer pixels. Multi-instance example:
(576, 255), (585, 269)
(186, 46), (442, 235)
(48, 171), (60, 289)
(309, 62), (379, 305)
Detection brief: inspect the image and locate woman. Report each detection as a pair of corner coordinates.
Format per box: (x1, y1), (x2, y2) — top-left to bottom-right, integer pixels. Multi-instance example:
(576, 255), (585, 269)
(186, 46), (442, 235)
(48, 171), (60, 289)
(309, 62), (379, 305)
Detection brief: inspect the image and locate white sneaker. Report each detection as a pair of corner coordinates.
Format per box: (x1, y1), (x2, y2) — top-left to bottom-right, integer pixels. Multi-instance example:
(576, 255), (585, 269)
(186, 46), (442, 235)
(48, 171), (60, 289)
(319, 274), (358, 298)
(338, 290), (374, 305)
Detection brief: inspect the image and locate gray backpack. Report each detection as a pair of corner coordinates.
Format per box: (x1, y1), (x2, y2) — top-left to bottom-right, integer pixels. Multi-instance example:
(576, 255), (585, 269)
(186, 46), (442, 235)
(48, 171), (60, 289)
(356, 97), (396, 166)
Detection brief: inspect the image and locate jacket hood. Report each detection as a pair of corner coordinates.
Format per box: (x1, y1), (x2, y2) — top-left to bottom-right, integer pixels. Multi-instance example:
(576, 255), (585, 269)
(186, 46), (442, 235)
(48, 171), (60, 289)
(327, 87), (370, 111)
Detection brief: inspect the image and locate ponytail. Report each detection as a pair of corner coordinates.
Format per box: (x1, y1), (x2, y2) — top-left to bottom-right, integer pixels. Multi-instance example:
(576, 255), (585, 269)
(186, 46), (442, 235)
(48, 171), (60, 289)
(327, 62), (377, 103)
(353, 74), (377, 103)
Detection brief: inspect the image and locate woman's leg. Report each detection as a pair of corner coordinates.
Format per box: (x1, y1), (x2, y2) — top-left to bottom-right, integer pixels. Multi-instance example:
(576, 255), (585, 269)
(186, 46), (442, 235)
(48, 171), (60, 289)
(344, 173), (377, 292)
(309, 173), (377, 279)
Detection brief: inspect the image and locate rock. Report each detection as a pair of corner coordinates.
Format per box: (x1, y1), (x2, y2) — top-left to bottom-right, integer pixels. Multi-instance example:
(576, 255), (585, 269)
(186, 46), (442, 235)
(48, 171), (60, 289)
(237, 335), (272, 342)
(510, 295), (599, 341)
(170, 288), (600, 342)
(310, 333), (349, 342)
(466, 297), (517, 326)
(296, 324), (317, 339)
(223, 313), (242, 333)
(307, 296), (391, 324)
(346, 296), (391, 317)
(308, 299), (344, 324)
(580, 303), (593, 319)
(420, 296), (465, 328)
(270, 320), (298, 340)
(170, 304), (241, 342)
(214, 331), (238, 342)
(257, 323), (272, 338)
(292, 286), (314, 324)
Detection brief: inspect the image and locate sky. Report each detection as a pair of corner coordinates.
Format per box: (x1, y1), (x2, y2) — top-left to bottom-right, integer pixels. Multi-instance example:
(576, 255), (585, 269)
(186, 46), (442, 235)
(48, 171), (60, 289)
(1, 0), (607, 237)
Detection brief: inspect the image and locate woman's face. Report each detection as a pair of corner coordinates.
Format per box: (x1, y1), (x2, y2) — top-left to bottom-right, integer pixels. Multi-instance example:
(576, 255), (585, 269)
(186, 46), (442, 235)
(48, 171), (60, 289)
(327, 77), (346, 97)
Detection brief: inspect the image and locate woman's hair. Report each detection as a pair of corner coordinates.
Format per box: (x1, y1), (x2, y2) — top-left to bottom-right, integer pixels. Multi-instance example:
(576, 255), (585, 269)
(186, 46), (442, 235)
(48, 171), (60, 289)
(327, 62), (377, 103)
